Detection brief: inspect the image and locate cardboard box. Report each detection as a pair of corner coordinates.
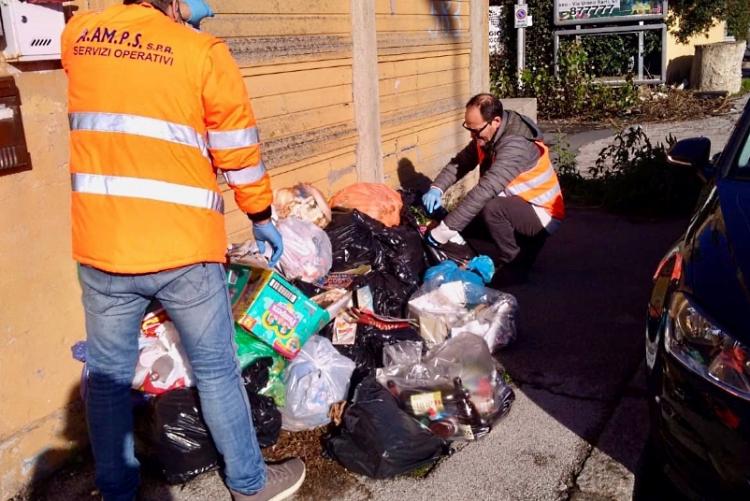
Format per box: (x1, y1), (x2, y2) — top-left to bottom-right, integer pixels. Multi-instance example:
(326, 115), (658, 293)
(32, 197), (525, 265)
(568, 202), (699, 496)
(227, 262), (330, 359)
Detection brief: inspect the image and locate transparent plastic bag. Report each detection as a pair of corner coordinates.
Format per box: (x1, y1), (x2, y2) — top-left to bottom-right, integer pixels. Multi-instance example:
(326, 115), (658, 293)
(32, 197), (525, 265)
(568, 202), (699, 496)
(280, 335), (356, 431)
(273, 183), (332, 228)
(376, 333), (515, 441)
(408, 271), (518, 351)
(277, 217), (333, 282)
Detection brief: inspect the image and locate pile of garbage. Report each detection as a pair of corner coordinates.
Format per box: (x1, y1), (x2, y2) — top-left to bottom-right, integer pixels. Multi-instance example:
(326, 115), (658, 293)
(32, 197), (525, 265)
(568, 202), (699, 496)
(71, 182), (519, 483)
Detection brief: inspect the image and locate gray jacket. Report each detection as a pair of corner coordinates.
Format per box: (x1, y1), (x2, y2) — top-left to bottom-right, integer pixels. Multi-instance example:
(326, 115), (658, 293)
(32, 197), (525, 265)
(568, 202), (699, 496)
(432, 110), (543, 231)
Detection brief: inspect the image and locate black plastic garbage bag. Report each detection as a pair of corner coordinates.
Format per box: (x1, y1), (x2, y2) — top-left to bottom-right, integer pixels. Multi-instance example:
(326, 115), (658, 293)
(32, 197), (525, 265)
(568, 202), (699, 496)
(326, 377), (448, 478)
(248, 392), (281, 448)
(136, 387), (221, 484)
(325, 209), (426, 316)
(242, 357), (282, 447)
(352, 270), (416, 318)
(353, 323), (422, 373)
(383, 225), (427, 286)
(425, 240), (477, 267)
(134, 359), (282, 484)
(326, 209), (427, 284)
(241, 356), (272, 394)
(326, 210), (384, 271)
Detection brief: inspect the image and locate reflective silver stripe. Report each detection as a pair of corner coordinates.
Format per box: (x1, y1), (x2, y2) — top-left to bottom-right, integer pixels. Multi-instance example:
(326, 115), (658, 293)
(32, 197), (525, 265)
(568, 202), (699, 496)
(72, 173), (224, 213)
(528, 184), (561, 206)
(69, 112), (208, 157)
(223, 162), (266, 186)
(506, 165), (555, 195)
(208, 127), (259, 150)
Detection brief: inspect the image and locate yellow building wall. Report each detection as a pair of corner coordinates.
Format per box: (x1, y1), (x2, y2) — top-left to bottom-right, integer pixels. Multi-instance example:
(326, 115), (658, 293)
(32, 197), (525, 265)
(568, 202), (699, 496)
(0, 1), (487, 497)
(0, 69), (90, 498)
(377, 1), (472, 187)
(666, 20), (728, 84)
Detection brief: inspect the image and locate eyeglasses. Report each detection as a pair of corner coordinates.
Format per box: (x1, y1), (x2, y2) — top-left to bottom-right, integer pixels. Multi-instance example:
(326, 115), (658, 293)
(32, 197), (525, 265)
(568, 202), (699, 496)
(462, 121), (490, 136)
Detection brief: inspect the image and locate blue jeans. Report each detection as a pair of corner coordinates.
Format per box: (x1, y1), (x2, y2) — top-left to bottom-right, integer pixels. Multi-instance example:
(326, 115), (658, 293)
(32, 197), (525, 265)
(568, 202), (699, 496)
(78, 263), (266, 501)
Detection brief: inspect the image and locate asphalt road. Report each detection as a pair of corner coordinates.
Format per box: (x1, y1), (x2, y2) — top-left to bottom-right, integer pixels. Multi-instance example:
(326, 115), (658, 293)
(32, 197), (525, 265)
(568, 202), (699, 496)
(19, 208), (687, 501)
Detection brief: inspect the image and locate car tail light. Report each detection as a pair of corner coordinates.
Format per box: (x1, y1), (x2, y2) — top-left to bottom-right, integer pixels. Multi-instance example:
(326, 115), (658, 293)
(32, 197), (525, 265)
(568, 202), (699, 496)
(653, 250), (683, 282)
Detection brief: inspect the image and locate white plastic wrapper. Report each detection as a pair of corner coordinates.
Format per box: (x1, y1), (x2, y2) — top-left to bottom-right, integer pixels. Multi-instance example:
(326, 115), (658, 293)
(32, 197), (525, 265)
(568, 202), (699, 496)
(132, 309), (194, 395)
(280, 335), (356, 431)
(277, 217), (333, 282)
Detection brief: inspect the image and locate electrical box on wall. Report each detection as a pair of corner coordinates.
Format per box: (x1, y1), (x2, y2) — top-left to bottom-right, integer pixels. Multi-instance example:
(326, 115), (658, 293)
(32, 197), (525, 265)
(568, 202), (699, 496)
(0, 75), (31, 173)
(0, 0), (65, 62)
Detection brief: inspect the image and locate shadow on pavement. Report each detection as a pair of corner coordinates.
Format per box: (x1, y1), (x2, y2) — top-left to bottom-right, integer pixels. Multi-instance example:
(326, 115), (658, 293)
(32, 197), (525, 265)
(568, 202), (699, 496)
(12, 383), (176, 501)
(491, 208), (687, 476)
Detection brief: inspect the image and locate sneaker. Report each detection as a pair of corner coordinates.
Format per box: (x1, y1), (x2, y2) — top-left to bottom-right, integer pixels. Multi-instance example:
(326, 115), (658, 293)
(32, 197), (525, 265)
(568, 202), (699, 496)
(230, 458), (306, 501)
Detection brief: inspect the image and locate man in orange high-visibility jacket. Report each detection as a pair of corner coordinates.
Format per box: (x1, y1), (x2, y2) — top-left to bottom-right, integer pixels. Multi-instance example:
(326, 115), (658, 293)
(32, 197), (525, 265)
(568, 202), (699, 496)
(61, 1), (304, 500)
(423, 93), (564, 283)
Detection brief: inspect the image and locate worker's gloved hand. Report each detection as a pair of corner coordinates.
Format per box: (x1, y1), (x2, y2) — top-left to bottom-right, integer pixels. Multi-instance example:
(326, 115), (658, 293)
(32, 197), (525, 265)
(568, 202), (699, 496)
(253, 221), (284, 268)
(427, 221), (464, 246)
(422, 187), (443, 214)
(181, 0), (214, 27)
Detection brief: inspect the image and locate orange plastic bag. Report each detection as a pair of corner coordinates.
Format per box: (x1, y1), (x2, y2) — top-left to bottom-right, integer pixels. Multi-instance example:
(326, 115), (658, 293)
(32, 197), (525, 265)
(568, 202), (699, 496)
(329, 183), (403, 227)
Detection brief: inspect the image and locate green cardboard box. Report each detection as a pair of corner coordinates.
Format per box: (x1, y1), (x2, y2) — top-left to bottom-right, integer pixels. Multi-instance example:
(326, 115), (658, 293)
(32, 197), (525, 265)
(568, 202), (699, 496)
(226, 262), (330, 360)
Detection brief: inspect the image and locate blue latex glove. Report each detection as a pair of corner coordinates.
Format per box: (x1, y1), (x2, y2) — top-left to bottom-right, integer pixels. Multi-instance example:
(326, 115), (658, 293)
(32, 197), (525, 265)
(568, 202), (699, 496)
(423, 257), (495, 286)
(183, 0), (214, 27)
(253, 221), (284, 268)
(466, 255), (495, 283)
(422, 187), (443, 214)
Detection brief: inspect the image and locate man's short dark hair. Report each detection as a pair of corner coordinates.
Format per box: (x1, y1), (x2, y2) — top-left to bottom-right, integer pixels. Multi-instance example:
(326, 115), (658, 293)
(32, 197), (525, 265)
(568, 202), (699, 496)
(466, 93), (504, 122)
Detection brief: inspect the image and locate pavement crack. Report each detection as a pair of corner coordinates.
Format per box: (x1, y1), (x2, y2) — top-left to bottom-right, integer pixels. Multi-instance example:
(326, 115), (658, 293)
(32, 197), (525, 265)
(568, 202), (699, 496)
(561, 443), (595, 501)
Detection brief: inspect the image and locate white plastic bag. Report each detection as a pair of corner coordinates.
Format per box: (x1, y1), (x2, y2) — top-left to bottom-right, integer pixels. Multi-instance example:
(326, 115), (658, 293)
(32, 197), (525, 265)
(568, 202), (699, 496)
(132, 308), (194, 395)
(280, 335), (356, 431)
(277, 217), (333, 282)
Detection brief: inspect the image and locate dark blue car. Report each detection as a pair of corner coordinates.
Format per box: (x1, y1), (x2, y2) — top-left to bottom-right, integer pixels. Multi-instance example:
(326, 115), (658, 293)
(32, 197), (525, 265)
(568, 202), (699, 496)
(644, 98), (750, 498)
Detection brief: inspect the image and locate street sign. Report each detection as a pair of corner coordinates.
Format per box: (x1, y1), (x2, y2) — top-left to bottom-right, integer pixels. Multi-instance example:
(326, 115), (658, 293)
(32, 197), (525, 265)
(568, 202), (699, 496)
(514, 4), (531, 28)
(554, 0), (666, 26)
(489, 5), (503, 55)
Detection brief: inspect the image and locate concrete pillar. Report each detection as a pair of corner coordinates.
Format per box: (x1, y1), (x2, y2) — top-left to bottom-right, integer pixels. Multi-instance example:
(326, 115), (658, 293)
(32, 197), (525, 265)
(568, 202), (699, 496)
(690, 41), (747, 94)
(470, 0), (490, 95)
(350, 0), (383, 183)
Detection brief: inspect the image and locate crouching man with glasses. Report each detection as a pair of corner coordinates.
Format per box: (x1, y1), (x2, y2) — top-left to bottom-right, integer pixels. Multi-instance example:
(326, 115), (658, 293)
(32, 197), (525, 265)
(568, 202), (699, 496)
(422, 93), (565, 284)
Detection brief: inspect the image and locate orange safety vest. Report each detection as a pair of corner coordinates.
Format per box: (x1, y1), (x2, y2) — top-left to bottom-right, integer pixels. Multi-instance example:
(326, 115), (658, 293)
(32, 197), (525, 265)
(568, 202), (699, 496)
(61, 3), (272, 274)
(478, 140), (565, 221)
